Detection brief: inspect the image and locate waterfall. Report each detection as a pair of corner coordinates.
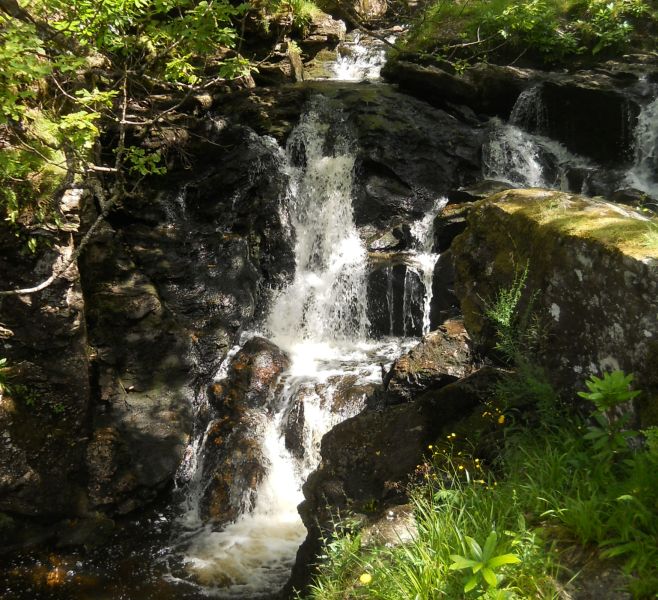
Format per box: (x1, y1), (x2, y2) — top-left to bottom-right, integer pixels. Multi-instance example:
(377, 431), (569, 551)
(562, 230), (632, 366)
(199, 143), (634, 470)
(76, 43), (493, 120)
(331, 30), (397, 81)
(408, 198), (446, 335)
(626, 96), (658, 198)
(267, 97), (370, 351)
(167, 96), (422, 598)
(483, 117), (593, 191)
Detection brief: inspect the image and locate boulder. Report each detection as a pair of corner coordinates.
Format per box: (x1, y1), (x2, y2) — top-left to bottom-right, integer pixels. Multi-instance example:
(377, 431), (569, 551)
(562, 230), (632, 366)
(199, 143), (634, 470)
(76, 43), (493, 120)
(299, 11), (346, 52)
(382, 318), (475, 403)
(429, 249), (461, 327)
(452, 189), (658, 420)
(433, 202), (472, 253)
(199, 411), (269, 525)
(200, 337), (289, 524)
(209, 337), (290, 411)
(382, 59), (533, 117)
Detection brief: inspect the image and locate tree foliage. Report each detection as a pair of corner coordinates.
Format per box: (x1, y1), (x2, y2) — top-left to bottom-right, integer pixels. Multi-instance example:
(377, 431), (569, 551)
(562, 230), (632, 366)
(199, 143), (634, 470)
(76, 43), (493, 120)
(0, 0), (292, 291)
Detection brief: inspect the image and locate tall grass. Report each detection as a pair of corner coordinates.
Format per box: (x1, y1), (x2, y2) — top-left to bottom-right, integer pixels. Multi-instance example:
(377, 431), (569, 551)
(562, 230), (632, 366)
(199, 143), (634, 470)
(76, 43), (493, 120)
(304, 418), (658, 599)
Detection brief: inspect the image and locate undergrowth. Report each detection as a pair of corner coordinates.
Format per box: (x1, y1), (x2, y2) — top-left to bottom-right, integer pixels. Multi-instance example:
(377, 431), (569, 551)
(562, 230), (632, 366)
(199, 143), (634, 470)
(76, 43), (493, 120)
(304, 397), (658, 599)
(399, 0), (657, 66)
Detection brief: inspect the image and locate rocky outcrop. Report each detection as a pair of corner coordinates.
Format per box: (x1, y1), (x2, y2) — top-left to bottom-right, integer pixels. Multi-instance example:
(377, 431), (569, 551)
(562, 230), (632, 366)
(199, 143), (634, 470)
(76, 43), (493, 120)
(289, 366), (499, 595)
(299, 11), (346, 53)
(216, 82), (483, 230)
(382, 318), (474, 403)
(382, 59), (533, 117)
(77, 123), (296, 518)
(452, 189), (658, 421)
(201, 337), (289, 524)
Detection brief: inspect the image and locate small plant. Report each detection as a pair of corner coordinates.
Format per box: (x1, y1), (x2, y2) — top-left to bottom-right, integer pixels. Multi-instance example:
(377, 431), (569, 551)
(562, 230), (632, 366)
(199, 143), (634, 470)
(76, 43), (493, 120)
(577, 370), (641, 413)
(484, 263), (541, 364)
(450, 531), (521, 593)
(578, 370), (640, 462)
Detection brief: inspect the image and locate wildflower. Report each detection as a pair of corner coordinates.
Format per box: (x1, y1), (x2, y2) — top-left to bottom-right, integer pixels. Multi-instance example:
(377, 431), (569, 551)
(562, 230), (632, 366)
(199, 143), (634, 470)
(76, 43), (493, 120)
(428, 444), (433, 449)
(458, 465), (464, 470)
(498, 414), (505, 425)
(359, 573), (372, 585)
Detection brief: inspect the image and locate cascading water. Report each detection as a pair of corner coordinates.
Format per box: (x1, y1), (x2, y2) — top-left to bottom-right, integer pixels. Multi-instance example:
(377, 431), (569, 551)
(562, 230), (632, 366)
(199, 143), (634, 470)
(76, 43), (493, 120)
(408, 198), (447, 335)
(483, 117), (593, 190)
(331, 31), (396, 81)
(626, 95), (658, 198)
(166, 96), (423, 598)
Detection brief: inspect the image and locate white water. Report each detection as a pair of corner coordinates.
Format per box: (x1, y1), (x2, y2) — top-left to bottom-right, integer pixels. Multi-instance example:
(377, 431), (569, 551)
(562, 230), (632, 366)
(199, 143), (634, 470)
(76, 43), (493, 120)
(483, 117), (593, 190)
(626, 96), (658, 198)
(167, 96), (425, 597)
(408, 198), (447, 335)
(331, 31), (396, 81)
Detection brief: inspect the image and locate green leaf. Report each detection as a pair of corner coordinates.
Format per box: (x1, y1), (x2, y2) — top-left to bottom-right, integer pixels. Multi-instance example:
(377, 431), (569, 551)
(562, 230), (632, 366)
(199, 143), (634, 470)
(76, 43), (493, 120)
(466, 536), (483, 561)
(481, 567), (498, 588)
(449, 555), (479, 571)
(488, 554), (522, 568)
(482, 531), (498, 561)
(464, 574), (478, 593)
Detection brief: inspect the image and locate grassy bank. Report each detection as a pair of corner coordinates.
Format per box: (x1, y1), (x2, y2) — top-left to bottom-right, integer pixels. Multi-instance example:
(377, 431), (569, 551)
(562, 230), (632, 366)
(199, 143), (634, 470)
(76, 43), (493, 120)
(302, 373), (658, 599)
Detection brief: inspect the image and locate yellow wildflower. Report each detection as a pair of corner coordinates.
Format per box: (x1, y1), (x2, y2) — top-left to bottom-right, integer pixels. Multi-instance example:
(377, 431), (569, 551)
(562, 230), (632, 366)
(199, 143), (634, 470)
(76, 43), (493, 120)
(498, 414), (505, 425)
(359, 573), (373, 585)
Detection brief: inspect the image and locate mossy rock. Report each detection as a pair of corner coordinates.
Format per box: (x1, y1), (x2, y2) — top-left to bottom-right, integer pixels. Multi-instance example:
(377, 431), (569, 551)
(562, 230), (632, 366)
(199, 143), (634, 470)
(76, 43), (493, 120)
(452, 189), (658, 405)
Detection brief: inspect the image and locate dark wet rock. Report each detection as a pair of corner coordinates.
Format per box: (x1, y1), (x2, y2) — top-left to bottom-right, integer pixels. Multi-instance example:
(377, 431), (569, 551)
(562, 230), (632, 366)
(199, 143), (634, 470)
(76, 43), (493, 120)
(452, 189), (658, 414)
(77, 123), (295, 516)
(0, 190), (90, 520)
(210, 337), (290, 411)
(199, 412), (269, 525)
(382, 60), (533, 117)
(205, 83), (482, 230)
(512, 81), (640, 166)
(429, 249), (460, 327)
(611, 188), (658, 213)
(433, 203), (472, 252)
(367, 260), (424, 338)
(200, 338), (288, 524)
(383, 318), (474, 403)
(447, 180), (513, 204)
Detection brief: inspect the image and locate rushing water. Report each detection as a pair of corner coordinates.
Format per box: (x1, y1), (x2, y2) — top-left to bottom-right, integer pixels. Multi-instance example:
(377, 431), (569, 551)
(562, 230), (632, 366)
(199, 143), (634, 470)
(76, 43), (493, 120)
(626, 95), (658, 198)
(161, 96), (428, 598)
(331, 31), (396, 81)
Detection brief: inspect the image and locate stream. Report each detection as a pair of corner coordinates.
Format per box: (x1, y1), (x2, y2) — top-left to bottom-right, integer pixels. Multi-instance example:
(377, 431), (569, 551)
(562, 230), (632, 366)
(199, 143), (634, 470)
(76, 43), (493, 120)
(1, 32), (657, 600)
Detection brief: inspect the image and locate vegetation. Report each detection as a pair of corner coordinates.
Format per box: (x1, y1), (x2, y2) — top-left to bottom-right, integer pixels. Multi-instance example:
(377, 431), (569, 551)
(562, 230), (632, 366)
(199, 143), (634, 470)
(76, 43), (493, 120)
(303, 371), (658, 599)
(0, 0), (315, 284)
(303, 273), (657, 599)
(398, 0), (658, 66)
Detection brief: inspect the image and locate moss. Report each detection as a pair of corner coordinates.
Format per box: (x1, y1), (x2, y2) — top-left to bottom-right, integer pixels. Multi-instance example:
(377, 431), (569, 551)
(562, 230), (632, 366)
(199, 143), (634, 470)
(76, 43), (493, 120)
(491, 189), (658, 260)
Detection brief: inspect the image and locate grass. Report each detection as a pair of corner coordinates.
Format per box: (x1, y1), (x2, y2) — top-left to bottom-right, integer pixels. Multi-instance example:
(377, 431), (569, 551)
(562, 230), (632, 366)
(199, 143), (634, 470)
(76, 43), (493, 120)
(304, 411), (658, 599)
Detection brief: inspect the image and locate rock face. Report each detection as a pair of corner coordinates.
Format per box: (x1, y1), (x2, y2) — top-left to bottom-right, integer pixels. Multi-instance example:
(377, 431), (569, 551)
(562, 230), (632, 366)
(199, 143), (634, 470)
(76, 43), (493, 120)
(452, 189), (658, 420)
(290, 366), (498, 595)
(0, 191), (90, 520)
